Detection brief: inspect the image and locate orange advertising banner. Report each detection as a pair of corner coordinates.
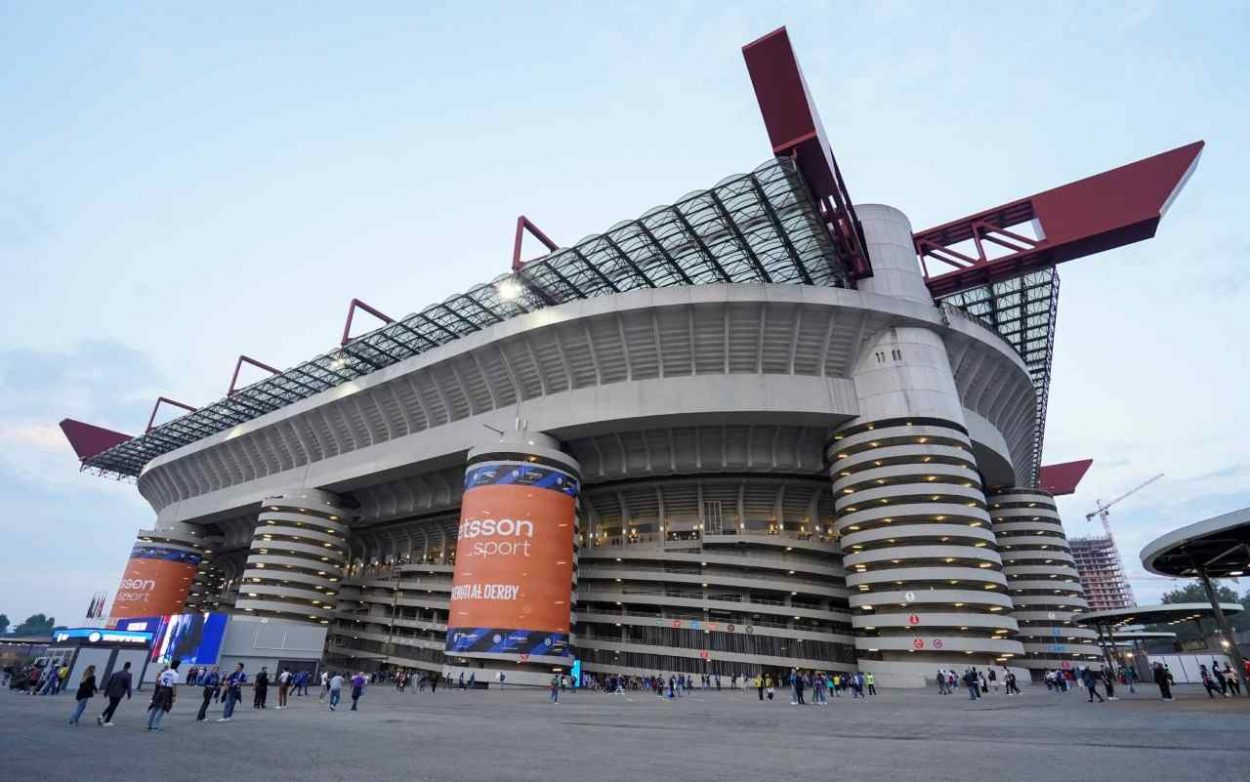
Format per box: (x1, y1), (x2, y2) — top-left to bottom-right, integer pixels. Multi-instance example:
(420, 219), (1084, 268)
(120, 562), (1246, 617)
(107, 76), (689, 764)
(110, 546), (199, 620)
(448, 483), (575, 635)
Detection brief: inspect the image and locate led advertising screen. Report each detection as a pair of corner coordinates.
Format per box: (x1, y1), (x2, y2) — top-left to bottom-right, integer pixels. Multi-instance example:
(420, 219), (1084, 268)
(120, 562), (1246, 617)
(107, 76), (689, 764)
(446, 460), (577, 658)
(120, 612), (228, 666)
(110, 544), (202, 619)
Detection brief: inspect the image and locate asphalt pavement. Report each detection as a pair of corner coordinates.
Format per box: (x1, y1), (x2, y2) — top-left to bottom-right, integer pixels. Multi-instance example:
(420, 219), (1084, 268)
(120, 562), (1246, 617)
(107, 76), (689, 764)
(1, 681), (1247, 782)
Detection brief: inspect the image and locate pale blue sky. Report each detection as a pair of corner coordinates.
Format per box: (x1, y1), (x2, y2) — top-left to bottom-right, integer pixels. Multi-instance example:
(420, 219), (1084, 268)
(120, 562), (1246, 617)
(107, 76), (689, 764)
(2, 1), (1247, 624)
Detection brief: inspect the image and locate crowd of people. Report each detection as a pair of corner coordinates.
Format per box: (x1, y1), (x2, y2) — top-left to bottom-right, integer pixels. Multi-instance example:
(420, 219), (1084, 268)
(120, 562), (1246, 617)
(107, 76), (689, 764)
(8, 659), (73, 695)
(1197, 660), (1243, 698)
(40, 658), (380, 730)
(534, 669), (889, 705)
(12, 653), (1247, 728)
(935, 667), (1023, 699)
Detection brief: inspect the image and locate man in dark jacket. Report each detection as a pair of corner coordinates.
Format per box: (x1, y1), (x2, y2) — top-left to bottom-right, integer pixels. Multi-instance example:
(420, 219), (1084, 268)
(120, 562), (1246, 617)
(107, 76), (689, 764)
(197, 668), (220, 721)
(97, 662), (133, 726)
(253, 667), (269, 709)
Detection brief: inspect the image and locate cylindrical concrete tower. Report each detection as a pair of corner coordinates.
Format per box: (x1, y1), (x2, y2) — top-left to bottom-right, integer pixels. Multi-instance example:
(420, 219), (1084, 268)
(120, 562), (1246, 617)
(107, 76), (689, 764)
(445, 430), (580, 687)
(989, 488), (1100, 677)
(234, 489), (350, 623)
(109, 521), (212, 621)
(831, 205), (1024, 687)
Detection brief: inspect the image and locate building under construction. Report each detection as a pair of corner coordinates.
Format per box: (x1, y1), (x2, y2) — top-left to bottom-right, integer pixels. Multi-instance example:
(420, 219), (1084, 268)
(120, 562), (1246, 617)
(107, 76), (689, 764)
(1070, 536), (1136, 611)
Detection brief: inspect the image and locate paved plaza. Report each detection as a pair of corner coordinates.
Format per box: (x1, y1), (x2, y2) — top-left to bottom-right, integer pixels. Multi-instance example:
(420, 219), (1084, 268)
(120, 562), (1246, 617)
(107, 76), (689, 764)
(1, 683), (1247, 782)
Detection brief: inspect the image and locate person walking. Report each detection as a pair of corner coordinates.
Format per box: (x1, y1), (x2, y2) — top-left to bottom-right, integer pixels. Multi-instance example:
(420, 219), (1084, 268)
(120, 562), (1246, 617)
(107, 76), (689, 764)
(350, 672), (366, 711)
(328, 672), (344, 710)
(1223, 663), (1242, 696)
(277, 669), (291, 709)
(964, 669), (980, 701)
(549, 673), (560, 704)
(68, 666), (97, 725)
(253, 667), (269, 709)
(1199, 665), (1219, 698)
(1211, 659), (1229, 696)
(1153, 663), (1173, 701)
(38, 665), (59, 695)
(1082, 668), (1105, 702)
(1102, 668), (1117, 701)
(218, 663), (246, 722)
(145, 659), (182, 731)
(98, 661), (133, 726)
(54, 663), (70, 695)
(196, 668), (220, 721)
(1005, 670), (1021, 696)
(866, 672), (877, 696)
(319, 670), (329, 701)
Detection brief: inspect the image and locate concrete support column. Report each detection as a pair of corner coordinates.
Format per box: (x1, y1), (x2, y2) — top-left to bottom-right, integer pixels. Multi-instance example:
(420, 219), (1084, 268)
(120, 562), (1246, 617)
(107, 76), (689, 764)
(234, 489), (350, 624)
(444, 430), (581, 687)
(832, 204), (1023, 687)
(989, 488), (1100, 677)
(109, 521), (213, 621)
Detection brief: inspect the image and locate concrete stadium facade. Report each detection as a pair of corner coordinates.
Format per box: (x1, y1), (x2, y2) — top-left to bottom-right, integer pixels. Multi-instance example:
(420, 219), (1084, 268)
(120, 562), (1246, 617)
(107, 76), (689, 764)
(63, 31), (1198, 687)
(109, 202), (1099, 686)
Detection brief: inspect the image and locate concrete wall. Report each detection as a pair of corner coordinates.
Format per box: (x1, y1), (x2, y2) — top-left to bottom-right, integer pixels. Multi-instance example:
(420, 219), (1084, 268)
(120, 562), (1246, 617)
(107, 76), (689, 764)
(216, 616), (328, 676)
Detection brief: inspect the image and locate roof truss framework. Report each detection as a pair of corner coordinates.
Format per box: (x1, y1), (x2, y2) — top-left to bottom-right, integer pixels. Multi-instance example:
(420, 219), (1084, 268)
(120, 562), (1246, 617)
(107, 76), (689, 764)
(84, 158), (850, 478)
(937, 268), (1059, 482)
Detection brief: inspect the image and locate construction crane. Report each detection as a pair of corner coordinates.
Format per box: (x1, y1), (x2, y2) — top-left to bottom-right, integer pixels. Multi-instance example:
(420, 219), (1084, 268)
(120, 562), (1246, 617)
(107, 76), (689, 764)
(1085, 473), (1165, 538)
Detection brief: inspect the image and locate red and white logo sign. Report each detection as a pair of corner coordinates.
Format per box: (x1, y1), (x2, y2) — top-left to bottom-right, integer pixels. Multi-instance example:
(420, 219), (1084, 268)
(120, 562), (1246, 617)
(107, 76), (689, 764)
(670, 619), (682, 629)
(912, 637), (925, 650)
(908, 613), (921, 625)
(707, 622), (719, 631)
(932, 639), (943, 649)
(518, 653), (530, 663)
(1061, 660), (1072, 670)
(699, 650), (710, 661)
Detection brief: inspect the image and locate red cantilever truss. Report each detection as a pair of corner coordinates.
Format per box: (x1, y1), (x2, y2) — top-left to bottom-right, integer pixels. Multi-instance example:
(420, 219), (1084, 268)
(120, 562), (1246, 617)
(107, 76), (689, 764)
(916, 141), (1204, 297)
(59, 419), (132, 462)
(742, 28), (872, 280)
(1037, 458), (1094, 496)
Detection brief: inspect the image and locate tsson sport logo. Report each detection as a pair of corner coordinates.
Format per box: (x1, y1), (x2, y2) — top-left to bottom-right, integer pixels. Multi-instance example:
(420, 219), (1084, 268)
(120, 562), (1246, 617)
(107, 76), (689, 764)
(116, 577), (157, 603)
(457, 517), (534, 557)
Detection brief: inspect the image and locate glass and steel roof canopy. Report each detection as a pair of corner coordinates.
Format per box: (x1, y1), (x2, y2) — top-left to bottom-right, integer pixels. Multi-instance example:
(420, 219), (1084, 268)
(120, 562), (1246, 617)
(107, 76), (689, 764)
(85, 158), (847, 477)
(82, 156), (1058, 480)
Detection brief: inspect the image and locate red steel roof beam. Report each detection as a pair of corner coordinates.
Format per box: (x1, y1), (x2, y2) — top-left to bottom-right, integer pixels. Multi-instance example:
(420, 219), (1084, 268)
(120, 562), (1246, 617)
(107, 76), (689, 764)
(917, 141), (1204, 298)
(58, 419), (133, 462)
(145, 396), (197, 432)
(742, 27), (872, 279)
(340, 298), (395, 346)
(1037, 458), (1095, 496)
(511, 215), (559, 271)
(227, 355), (282, 396)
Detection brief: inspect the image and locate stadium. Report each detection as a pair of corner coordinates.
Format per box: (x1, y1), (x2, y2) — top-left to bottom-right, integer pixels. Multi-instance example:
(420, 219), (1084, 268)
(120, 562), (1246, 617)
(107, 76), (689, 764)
(58, 28), (1202, 687)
